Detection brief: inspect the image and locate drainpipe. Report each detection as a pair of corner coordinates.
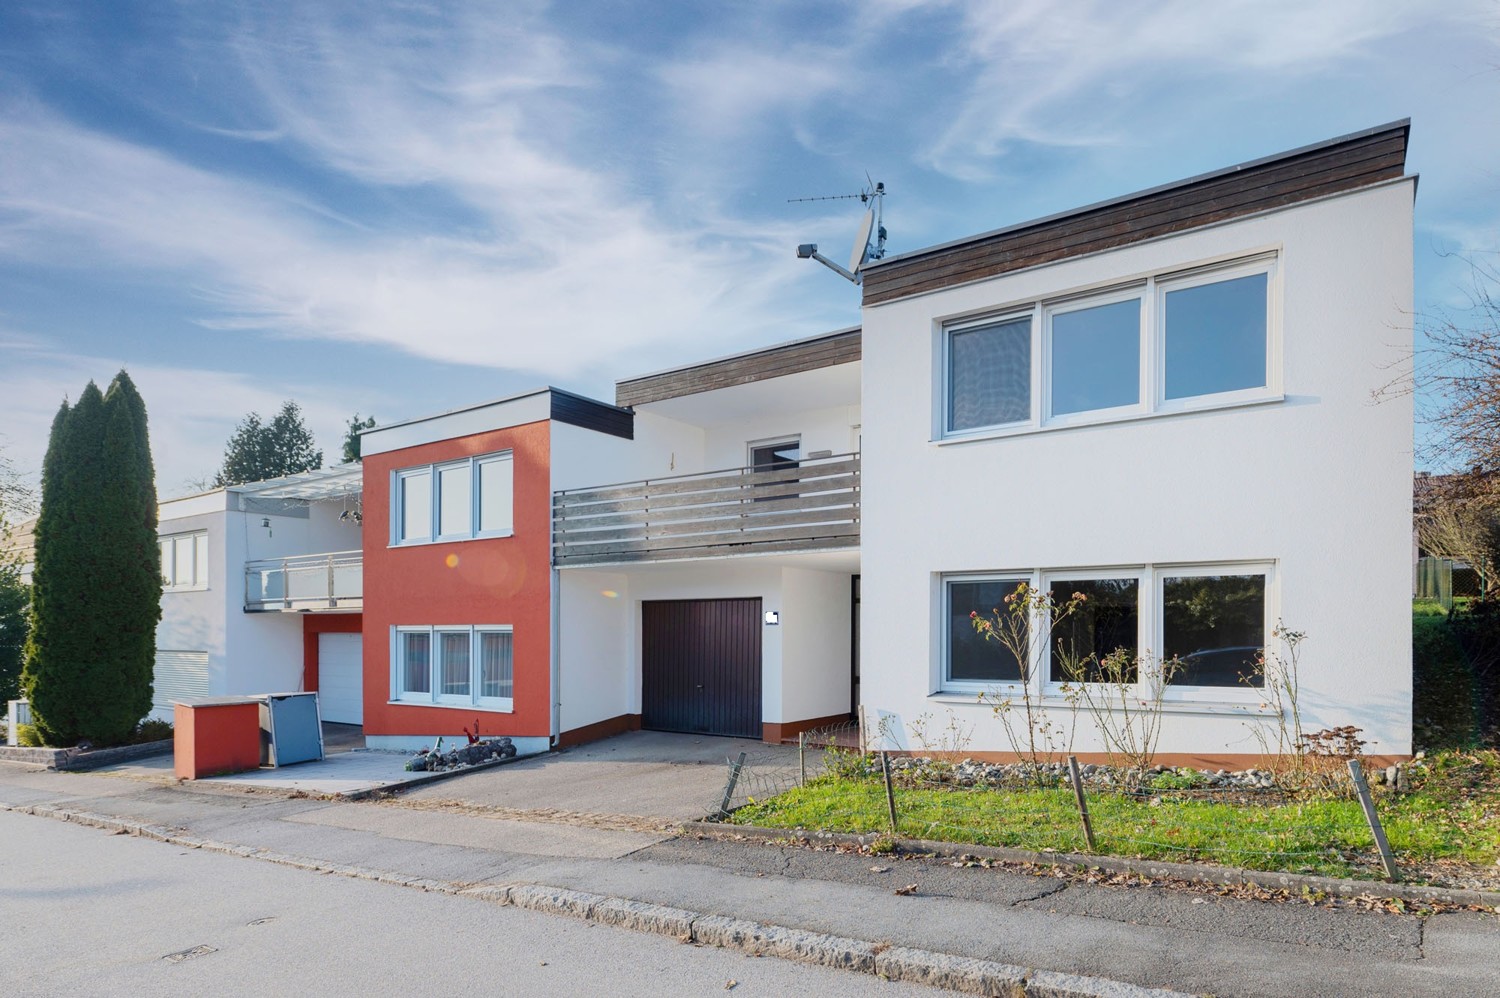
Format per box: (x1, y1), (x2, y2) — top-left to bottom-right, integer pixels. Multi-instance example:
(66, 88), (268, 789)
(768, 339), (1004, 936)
(550, 565), (561, 748)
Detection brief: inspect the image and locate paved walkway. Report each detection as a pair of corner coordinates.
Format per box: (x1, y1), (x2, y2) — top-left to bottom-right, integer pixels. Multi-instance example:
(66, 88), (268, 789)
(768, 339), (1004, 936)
(1, 735), (1496, 997)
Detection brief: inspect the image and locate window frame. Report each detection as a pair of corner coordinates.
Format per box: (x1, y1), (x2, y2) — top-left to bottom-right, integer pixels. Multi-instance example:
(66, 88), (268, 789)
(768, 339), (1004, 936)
(160, 530), (209, 591)
(391, 624), (514, 711)
(391, 450), (514, 547)
(1155, 562), (1275, 701)
(937, 561), (1276, 704)
(941, 311), (1038, 438)
(1039, 568), (1146, 695)
(939, 571), (1035, 695)
(1042, 285), (1149, 427)
(935, 252), (1280, 442)
(1154, 256), (1280, 416)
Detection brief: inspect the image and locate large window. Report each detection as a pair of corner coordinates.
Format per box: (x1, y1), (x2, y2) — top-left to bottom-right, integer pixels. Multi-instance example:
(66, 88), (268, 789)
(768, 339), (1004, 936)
(944, 577), (1029, 685)
(1161, 572), (1267, 687)
(1047, 296), (1141, 417)
(160, 531), (208, 590)
(1047, 577), (1139, 683)
(394, 451), (513, 544)
(940, 255), (1275, 438)
(393, 625), (513, 709)
(941, 564), (1269, 696)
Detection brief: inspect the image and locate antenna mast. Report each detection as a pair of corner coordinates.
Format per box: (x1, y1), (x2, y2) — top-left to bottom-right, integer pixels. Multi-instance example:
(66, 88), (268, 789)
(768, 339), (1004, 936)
(791, 180), (887, 285)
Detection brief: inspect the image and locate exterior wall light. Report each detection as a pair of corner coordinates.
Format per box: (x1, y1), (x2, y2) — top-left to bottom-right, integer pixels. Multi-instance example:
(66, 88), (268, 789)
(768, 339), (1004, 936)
(764, 610), (780, 625)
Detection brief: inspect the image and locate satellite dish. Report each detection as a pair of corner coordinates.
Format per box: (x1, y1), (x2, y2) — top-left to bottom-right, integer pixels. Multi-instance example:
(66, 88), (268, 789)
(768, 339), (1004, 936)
(848, 209), (875, 273)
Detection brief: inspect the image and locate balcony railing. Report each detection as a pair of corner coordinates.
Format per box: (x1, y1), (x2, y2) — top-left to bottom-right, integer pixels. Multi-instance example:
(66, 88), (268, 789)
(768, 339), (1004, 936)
(554, 453), (859, 567)
(245, 551), (363, 612)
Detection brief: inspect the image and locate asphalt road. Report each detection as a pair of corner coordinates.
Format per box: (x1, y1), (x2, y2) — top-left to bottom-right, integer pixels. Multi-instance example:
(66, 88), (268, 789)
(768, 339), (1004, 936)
(0, 809), (953, 998)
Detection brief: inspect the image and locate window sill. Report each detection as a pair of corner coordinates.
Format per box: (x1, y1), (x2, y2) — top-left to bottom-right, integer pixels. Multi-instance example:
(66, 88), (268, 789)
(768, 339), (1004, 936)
(934, 393), (1284, 447)
(163, 585), (210, 593)
(388, 699), (514, 714)
(389, 531), (514, 549)
(927, 691), (1275, 716)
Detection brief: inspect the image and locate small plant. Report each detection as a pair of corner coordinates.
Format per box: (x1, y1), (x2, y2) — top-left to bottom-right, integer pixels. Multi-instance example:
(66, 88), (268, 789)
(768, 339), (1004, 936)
(134, 718), (174, 743)
(16, 723), (43, 747)
(970, 583), (1088, 778)
(1066, 647), (1184, 782)
(907, 709), (974, 772)
(1149, 768), (1209, 791)
(1241, 622), (1313, 783)
(868, 835), (897, 855)
(1300, 725), (1367, 759)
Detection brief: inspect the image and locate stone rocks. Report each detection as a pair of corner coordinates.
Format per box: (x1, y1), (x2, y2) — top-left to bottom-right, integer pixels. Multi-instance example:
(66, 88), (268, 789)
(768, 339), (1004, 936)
(878, 755), (1295, 792)
(404, 737), (516, 773)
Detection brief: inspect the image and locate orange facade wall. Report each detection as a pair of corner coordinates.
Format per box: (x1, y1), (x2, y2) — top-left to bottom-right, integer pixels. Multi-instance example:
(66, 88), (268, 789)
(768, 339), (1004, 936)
(361, 420), (552, 740)
(302, 613), (363, 693)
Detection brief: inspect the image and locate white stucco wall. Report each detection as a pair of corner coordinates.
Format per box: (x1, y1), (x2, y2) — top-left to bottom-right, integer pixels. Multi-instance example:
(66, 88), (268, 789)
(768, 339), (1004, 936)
(549, 413), (705, 493)
(779, 567), (855, 724)
(557, 569), (634, 733)
(154, 500), (230, 721)
(701, 404), (862, 470)
(859, 180), (1415, 759)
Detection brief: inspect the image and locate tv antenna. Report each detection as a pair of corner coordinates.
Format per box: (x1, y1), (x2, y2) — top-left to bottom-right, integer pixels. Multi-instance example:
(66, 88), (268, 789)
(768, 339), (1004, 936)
(791, 178), (887, 284)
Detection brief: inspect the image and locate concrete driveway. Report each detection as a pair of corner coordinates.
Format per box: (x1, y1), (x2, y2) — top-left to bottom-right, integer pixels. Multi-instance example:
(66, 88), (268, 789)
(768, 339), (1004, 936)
(398, 730), (795, 823)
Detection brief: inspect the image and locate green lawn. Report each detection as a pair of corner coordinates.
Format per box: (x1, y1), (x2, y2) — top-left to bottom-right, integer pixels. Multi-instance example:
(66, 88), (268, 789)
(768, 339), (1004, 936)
(731, 753), (1500, 883)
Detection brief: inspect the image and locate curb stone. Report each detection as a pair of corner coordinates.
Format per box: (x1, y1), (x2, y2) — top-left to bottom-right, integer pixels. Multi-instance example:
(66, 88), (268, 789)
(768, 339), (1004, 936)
(0, 800), (1193, 997)
(685, 820), (1500, 910)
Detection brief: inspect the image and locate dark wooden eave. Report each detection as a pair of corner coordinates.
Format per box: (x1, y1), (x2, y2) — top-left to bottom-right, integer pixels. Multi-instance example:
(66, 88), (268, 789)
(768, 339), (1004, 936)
(551, 388), (634, 440)
(615, 327), (861, 408)
(861, 120), (1412, 307)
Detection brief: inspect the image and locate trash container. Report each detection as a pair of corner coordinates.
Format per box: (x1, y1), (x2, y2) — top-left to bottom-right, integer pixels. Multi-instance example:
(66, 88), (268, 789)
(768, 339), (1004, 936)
(173, 698), (262, 779)
(257, 692), (324, 767)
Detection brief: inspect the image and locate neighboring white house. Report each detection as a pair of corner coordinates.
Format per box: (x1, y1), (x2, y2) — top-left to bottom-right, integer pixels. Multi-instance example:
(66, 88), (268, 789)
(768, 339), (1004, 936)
(856, 121), (1414, 762)
(152, 465), (364, 722)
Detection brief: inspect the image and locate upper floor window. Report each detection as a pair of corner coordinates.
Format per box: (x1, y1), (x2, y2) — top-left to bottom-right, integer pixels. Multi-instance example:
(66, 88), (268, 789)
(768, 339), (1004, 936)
(160, 531), (208, 590)
(394, 451), (513, 545)
(941, 255), (1276, 439)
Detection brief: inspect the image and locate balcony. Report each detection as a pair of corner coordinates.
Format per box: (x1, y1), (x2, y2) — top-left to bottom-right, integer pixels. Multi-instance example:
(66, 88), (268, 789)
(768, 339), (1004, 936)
(245, 551), (363, 612)
(554, 453), (859, 567)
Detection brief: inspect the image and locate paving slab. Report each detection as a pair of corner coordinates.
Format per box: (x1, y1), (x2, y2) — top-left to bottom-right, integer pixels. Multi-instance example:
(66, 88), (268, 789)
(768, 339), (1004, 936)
(399, 730), (792, 821)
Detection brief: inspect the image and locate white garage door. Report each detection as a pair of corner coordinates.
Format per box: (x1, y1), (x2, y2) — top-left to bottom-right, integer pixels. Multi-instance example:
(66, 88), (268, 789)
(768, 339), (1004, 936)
(318, 633), (363, 725)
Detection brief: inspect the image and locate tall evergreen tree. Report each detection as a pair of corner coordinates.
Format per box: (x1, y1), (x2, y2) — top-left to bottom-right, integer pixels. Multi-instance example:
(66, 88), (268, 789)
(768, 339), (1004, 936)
(22, 372), (160, 745)
(214, 400), (323, 486)
(340, 413), (377, 464)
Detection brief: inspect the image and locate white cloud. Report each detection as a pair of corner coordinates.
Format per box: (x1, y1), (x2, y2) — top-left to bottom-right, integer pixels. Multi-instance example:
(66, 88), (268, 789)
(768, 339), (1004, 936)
(922, 0), (1486, 179)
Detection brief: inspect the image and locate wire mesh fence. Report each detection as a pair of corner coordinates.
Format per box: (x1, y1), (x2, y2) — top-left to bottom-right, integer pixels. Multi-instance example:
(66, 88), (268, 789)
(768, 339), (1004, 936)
(707, 722), (1402, 881)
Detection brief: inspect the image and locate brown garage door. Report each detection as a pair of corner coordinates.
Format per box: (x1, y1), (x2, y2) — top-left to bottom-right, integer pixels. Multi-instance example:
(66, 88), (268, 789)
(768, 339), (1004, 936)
(642, 598), (762, 739)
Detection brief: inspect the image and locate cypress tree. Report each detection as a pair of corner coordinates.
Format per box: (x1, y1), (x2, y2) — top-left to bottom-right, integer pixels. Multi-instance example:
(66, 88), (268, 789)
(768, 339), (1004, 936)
(22, 372), (160, 745)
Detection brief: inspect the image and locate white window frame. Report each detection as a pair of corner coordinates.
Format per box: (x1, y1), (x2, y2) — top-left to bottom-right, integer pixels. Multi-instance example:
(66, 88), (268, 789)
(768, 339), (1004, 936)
(160, 531), (209, 591)
(938, 561), (1276, 704)
(391, 450), (514, 546)
(935, 252), (1281, 442)
(1042, 285), (1148, 427)
(939, 572), (1035, 696)
(1154, 256), (1281, 415)
(1155, 561), (1275, 702)
(940, 312), (1038, 438)
(391, 624), (514, 711)
(1038, 567), (1146, 696)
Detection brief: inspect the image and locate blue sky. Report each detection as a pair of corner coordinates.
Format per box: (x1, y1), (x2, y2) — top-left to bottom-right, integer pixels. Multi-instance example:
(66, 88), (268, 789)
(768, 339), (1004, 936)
(1, 1), (1496, 494)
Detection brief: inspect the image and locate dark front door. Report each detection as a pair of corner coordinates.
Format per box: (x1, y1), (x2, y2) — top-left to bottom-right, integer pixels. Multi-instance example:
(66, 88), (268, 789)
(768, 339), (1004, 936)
(642, 598), (762, 739)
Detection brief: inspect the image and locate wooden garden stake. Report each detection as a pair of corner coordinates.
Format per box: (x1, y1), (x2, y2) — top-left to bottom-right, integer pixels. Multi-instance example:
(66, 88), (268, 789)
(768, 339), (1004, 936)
(1067, 755), (1097, 853)
(1347, 759), (1400, 882)
(880, 751), (899, 835)
(719, 751), (747, 816)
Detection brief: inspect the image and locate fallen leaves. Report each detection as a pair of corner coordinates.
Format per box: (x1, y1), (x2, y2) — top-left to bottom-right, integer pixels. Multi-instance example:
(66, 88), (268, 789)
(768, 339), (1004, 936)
(894, 883), (919, 896)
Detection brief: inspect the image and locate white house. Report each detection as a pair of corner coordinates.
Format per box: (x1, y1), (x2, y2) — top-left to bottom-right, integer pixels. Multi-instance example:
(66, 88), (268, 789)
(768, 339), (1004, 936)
(152, 466), (364, 722)
(856, 121), (1414, 763)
